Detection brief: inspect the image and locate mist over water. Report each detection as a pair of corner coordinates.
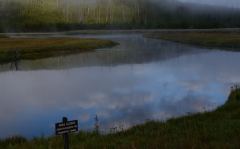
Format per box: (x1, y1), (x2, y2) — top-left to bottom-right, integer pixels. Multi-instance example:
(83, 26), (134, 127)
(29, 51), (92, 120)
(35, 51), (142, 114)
(178, 0), (240, 8)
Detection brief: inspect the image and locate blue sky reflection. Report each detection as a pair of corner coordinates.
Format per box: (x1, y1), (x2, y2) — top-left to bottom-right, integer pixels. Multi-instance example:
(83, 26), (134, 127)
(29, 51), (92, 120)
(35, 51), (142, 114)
(0, 49), (239, 138)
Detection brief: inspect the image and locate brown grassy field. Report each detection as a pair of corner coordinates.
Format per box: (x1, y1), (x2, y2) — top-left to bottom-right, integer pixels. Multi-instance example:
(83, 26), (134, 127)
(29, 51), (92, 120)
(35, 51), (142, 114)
(146, 31), (240, 51)
(0, 37), (117, 63)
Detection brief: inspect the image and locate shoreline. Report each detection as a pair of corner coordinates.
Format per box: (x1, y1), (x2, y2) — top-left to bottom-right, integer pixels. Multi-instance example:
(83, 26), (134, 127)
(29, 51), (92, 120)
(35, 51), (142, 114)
(0, 37), (117, 64)
(1, 28), (240, 36)
(1, 88), (240, 148)
(145, 31), (240, 51)
(3, 29), (240, 52)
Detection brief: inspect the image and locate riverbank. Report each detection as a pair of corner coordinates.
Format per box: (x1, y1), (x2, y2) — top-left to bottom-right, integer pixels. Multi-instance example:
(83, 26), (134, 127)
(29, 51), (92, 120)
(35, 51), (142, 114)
(0, 35), (7, 38)
(0, 37), (117, 63)
(145, 31), (240, 51)
(1, 88), (240, 148)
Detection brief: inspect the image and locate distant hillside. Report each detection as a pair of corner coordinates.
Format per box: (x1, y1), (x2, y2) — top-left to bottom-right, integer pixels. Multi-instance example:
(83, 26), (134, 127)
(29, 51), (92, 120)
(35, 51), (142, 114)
(0, 0), (240, 32)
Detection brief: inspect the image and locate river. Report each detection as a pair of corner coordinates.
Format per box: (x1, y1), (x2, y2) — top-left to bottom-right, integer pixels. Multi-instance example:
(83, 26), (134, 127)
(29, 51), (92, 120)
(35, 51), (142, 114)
(0, 33), (240, 138)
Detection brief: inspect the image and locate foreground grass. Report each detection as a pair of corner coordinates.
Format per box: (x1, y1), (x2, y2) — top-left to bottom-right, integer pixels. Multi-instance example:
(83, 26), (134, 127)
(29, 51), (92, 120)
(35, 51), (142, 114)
(146, 31), (240, 51)
(1, 89), (240, 149)
(0, 37), (117, 63)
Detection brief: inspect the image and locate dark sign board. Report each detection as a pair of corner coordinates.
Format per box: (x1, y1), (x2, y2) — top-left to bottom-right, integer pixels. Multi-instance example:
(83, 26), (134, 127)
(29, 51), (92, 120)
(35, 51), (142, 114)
(55, 119), (78, 135)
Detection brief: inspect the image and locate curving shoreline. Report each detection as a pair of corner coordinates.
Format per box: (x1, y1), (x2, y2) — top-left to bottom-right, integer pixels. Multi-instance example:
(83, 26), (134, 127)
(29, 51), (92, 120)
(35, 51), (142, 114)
(145, 31), (240, 51)
(1, 88), (240, 148)
(0, 37), (118, 64)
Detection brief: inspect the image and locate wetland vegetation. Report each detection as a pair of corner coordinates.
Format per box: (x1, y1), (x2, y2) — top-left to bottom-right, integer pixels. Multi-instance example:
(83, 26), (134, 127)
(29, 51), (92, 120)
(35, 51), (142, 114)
(146, 31), (240, 51)
(0, 37), (117, 63)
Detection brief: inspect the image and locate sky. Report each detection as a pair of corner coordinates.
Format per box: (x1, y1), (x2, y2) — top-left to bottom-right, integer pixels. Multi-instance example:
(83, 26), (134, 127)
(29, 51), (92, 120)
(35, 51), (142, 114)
(178, 0), (240, 8)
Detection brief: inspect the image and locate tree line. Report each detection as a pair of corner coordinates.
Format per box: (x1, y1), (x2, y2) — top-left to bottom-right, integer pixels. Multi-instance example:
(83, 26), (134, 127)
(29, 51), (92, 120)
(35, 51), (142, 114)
(0, 0), (240, 32)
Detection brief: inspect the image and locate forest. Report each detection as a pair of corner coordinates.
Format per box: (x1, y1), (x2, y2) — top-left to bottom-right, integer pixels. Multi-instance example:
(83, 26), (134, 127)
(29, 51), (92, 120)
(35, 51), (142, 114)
(1, 0), (240, 32)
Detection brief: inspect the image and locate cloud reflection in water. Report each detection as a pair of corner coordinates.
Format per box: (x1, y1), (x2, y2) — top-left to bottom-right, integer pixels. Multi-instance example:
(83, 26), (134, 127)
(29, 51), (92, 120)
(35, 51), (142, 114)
(0, 35), (239, 138)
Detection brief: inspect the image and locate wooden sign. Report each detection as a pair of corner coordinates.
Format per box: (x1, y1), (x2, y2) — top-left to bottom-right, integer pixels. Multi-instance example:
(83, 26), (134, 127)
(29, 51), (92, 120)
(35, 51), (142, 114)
(55, 117), (78, 149)
(55, 119), (78, 135)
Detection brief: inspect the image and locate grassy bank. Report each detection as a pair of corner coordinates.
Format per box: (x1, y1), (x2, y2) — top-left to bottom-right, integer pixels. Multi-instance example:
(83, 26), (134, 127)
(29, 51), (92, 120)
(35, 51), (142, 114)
(0, 37), (117, 63)
(0, 35), (7, 38)
(1, 88), (240, 148)
(146, 32), (240, 51)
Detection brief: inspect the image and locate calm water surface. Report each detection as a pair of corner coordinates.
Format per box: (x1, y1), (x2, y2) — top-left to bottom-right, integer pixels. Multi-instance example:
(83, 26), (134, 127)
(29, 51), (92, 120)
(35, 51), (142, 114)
(0, 33), (240, 138)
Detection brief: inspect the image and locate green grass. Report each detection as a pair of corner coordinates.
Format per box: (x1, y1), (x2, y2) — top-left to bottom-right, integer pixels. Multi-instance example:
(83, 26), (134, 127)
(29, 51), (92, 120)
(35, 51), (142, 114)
(1, 88), (240, 149)
(0, 37), (117, 63)
(146, 32), (240, 51)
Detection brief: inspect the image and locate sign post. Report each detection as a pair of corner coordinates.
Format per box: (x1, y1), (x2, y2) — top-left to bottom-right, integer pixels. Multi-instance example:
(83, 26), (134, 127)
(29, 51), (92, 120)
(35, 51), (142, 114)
(55, 117), (78, 149)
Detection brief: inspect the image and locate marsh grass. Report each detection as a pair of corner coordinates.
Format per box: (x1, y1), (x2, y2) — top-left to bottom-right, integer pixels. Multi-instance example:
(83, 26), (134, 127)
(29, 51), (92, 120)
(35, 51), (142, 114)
(146, 32), (240, 51)
(0, 37), (117, 63)
(1, 89), (240, 149)
(0, 35), (7, 38)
